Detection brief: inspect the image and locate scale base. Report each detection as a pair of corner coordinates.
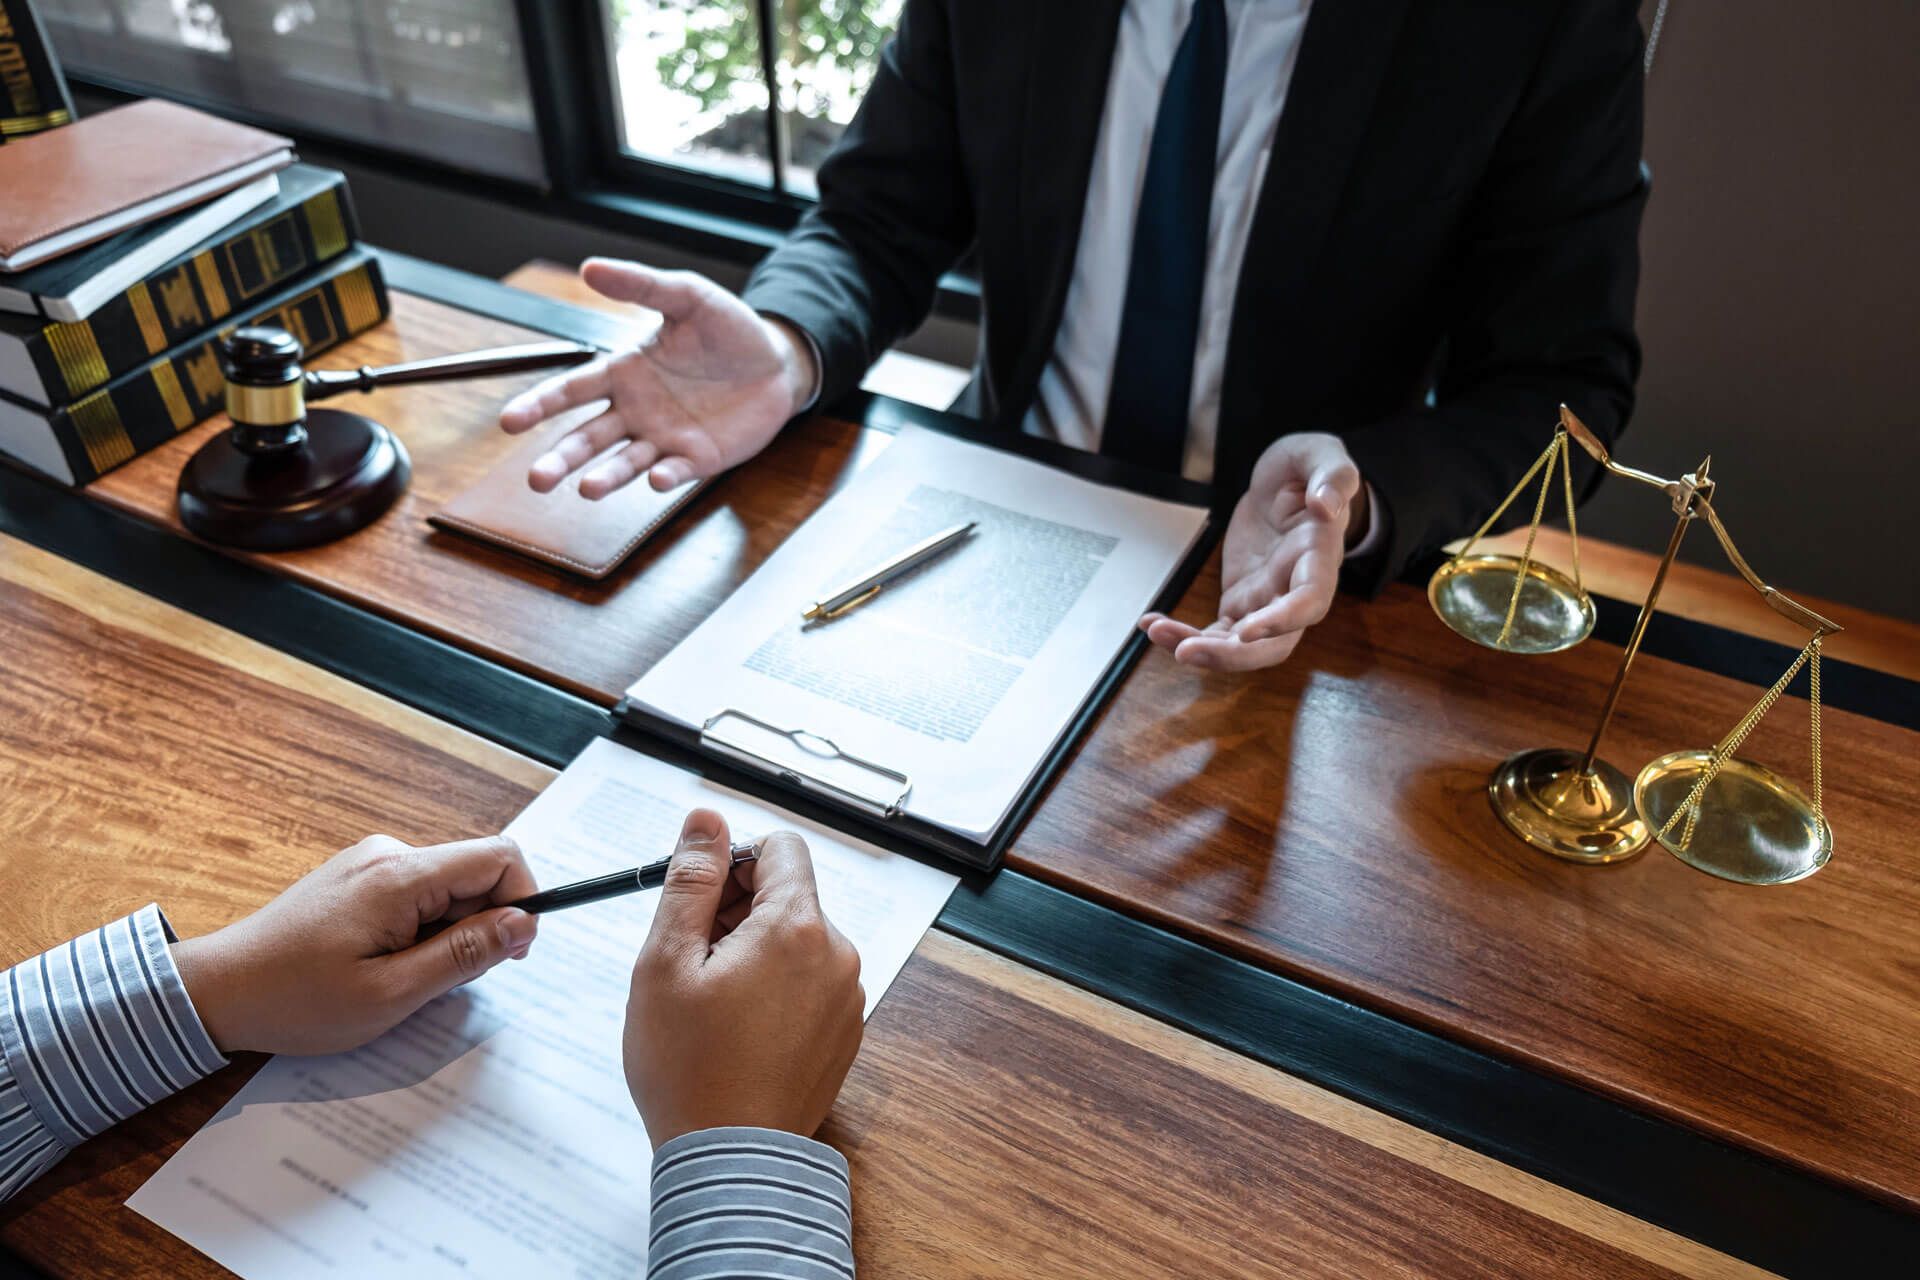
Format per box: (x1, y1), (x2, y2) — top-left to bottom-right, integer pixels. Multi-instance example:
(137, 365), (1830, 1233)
(177, 407), (410, 551)
(1488, 747), (1651, 863)
(1429, 555), (1595, 655)
(1635, 750), (1831, 885)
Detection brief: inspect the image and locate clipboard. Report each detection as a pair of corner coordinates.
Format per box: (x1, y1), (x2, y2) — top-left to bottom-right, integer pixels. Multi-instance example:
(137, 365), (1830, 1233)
(613, 395), (1222, 872)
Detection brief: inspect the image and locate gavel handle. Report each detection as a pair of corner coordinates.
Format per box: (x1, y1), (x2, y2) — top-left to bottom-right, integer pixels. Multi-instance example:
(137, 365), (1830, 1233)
(303, 341), (600, 401)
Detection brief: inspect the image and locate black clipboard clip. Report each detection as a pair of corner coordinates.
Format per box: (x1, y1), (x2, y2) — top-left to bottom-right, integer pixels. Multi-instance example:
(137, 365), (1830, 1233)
(699, 709), (913, 819)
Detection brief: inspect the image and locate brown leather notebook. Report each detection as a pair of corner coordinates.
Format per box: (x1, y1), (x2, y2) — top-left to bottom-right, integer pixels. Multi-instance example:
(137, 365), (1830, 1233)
(0, 99), (292, 270)
(429, 421), (707, 579)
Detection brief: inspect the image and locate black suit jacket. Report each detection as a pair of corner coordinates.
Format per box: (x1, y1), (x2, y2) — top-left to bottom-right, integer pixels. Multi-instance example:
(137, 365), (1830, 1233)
(743, 0), (1647, 591)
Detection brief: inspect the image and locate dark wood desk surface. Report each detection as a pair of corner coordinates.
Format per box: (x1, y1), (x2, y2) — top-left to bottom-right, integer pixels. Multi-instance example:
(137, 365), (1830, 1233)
(73, 283), (1920, 1212)
(0, 538), (1759, 1279)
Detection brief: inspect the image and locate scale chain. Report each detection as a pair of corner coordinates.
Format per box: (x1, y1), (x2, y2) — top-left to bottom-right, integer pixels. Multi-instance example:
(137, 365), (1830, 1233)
(1559, 429), (1582, 595)
(1447, 431), (1564, 567)
(1809, 637), (1823, 833)
(1659, 636), (1821, 849)
(1495, 433), (1563, 647)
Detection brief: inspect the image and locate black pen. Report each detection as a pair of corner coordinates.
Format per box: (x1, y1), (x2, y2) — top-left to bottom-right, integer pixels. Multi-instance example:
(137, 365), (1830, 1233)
(508, 841), (760, 915)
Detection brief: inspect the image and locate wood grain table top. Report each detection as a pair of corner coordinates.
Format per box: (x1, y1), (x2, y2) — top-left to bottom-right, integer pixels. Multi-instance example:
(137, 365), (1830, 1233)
(60, 273), (1920, 1213)
(0, 536), (1765, 1279)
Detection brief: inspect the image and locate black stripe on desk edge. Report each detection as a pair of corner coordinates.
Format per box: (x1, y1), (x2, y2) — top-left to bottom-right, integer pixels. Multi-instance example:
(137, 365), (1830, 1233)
(387, 246), (1920, 735)
(3, 470), (1913, 1276)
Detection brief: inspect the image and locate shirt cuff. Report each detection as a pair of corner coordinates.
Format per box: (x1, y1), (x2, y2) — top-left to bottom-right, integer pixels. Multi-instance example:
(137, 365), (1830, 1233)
(0, 905), (227, 1151)
(1343, 482), (1387, 561)
(650, 1125), (854, 1278)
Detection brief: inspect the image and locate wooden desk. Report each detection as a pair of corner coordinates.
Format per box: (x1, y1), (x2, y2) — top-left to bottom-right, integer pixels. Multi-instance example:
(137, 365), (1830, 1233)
(59, 263), (1920, 1215)
(0, 537), (1761, 1278)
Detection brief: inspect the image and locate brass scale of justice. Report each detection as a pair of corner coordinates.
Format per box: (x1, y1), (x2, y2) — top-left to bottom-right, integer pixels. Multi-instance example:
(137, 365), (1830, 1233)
(1426, 406), (1838, 886)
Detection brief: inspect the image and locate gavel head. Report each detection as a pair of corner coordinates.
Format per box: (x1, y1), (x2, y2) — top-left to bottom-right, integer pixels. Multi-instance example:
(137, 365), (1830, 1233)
(220, 325), (308, 451)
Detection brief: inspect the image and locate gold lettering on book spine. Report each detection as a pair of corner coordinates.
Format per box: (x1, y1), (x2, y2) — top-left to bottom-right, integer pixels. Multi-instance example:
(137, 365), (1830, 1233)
(45, 321), (109, 399)
(127, 284), (167, 354)
(336, 267), (384, 334)
(1, 110), (70, 135)
(305, 190), (350, 260)
(182, 348), (225, 405)
(193, 252), (231, 317)
(155, 270), (203, 330)
(0, 0), (40, 119)
(68, 393), (135, 478)
(151, 362), (194, 432)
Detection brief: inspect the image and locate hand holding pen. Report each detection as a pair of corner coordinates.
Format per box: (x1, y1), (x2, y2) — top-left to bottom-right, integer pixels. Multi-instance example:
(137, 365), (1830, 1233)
(623, 810), (865, 1147)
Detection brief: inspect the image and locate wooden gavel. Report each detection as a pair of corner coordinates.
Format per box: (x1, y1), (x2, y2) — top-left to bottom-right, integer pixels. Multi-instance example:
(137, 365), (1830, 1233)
(176, 324), (599, 551)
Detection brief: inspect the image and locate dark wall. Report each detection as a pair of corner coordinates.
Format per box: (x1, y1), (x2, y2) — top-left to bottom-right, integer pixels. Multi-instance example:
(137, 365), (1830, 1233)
(1586, 0), (1919, 618)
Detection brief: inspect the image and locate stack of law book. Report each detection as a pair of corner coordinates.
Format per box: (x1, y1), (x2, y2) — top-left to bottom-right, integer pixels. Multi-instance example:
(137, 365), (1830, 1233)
(0, 99), (393, 486)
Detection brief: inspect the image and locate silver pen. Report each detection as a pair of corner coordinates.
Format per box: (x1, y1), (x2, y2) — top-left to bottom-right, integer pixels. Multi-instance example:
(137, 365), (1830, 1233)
(802, 521), (977, 622)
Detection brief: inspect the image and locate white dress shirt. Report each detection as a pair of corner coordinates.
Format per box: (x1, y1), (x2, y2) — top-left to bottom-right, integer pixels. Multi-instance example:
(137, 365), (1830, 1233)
(1023, 0), (1315, 484)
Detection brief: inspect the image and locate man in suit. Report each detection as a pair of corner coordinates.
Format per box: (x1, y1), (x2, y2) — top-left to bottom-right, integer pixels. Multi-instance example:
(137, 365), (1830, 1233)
(1, 817), (862, 1278)
(503, 0), (1645, 672)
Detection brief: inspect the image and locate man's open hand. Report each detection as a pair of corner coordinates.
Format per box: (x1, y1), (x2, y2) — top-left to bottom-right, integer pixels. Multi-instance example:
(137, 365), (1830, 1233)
(1140, 433), (1366, 672)
(498, 258), (818, 498)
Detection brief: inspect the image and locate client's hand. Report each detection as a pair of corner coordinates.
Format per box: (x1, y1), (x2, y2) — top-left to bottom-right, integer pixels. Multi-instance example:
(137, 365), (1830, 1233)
(498, 258), (818, 499)
(624, 810), (863, 1148)
(170, 835), (538, 1056)
(1140, 432), (1367, 671)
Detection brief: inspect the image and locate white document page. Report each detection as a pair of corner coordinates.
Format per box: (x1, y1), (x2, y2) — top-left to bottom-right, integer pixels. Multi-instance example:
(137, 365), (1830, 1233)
(626, 426), (1210, 838)
(128, 737), (956, 1280)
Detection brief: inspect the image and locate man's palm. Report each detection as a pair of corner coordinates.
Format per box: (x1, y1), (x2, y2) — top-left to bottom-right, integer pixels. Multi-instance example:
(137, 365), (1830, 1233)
(1139, 433), (1361, 672)
(499, 258), (809, 497)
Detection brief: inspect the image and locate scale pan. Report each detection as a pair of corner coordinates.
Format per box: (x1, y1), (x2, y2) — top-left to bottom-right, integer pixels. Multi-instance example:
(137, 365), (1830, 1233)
(1634, 750), (1832, 885)
(1428, 555), (1594, 655)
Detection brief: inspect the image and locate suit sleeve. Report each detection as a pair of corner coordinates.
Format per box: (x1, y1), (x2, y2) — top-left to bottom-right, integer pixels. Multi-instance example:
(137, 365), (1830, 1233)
(1340, 0), (1647, 593)
(742, 0), (974, 410)
(649, 1126), (855, 1278)
(0, 905), (228, 1201)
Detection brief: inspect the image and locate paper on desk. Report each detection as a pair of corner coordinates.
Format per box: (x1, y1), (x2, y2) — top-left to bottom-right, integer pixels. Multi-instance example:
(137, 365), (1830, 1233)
(128, 737), (956, 1280)
(625, 426), (1210, 838)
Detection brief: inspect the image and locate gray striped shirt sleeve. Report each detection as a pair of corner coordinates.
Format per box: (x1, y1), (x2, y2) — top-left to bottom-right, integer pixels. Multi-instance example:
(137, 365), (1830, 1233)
(0, 905), (227, 1202)
(650, 1126), (855, 1279)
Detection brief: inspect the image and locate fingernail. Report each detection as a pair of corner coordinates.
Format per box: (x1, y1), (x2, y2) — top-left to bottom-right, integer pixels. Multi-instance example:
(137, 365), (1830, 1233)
(496, 908), (536, 950)
(680, 810), (723, 849)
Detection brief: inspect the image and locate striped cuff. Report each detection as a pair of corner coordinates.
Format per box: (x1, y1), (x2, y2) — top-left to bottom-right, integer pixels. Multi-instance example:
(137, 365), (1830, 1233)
(0, 905), (226, 1152)
(650, 1126), (854, 1279)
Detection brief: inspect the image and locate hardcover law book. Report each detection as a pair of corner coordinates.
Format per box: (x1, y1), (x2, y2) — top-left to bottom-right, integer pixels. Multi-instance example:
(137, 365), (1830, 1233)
(0, 98), (292, 271)
(0, 174), (278, 322)
(0, 166), (360, 406)
(0, 0), (74, 142)
(0, 248), (389, 486)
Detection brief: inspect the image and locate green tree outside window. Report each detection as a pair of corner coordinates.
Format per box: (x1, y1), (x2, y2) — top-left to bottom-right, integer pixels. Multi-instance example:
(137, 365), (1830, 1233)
(622, 0), (901, 172)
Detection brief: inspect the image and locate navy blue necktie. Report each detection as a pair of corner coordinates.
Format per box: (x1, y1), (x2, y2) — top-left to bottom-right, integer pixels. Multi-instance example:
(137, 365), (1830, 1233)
(1102, 0), (1230, 474)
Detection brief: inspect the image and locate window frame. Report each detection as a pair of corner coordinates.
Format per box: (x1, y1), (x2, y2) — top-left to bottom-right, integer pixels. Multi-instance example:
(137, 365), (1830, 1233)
(47, 0), (980, 312)
(546, 0), (820, 227)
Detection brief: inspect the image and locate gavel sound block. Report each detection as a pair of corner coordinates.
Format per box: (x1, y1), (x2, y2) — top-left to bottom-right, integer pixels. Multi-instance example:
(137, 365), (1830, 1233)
(177, 325), (599, 551)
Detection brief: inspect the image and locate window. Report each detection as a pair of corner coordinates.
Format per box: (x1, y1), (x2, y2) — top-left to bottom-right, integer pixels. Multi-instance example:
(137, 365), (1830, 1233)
(35, 0), (543, 183)
(601, 0), (902, 199)
(35, 2), (918, 230)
